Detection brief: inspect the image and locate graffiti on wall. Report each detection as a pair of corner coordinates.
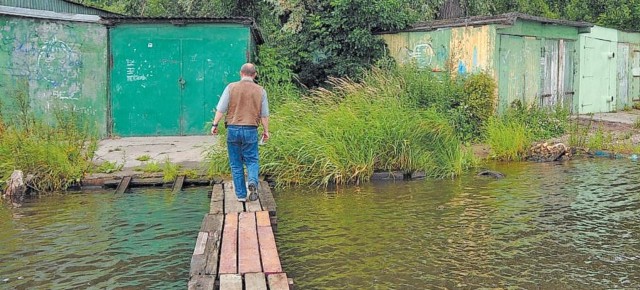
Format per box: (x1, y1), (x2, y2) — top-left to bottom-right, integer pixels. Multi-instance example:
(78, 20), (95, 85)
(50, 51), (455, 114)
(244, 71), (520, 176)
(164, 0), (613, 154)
(37, 39), (82, 100)
(397, 42), (447, 71)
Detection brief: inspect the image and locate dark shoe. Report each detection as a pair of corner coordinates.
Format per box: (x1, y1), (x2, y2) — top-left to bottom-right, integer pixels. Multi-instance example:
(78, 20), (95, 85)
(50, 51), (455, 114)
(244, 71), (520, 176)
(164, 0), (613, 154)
(248, 183), (259, 201)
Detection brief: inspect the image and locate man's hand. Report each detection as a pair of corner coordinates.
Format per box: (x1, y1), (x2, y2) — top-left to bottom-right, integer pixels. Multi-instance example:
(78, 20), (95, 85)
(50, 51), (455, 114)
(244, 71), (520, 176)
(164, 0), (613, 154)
(262, 132), (270, 142)
(211, 125), (219, 135)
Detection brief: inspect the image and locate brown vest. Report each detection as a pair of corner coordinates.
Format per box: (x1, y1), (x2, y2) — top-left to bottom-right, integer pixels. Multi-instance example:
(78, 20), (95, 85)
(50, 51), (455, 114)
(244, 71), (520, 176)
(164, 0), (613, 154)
(226, 80), (264, 126)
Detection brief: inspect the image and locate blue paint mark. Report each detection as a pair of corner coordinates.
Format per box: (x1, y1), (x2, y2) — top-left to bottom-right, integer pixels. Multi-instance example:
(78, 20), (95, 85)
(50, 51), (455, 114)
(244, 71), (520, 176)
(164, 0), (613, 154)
(458, 60), (467, 75)
(473, 47), (478, 71)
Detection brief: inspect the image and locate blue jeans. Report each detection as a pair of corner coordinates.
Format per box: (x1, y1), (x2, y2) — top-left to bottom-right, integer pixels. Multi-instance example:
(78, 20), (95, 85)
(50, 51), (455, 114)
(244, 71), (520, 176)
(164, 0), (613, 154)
(226, 125), (259, 198)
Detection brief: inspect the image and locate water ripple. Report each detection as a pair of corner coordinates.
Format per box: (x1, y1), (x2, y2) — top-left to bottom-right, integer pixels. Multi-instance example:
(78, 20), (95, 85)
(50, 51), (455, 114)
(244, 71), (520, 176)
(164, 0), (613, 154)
(276, 159), (640, 289)
(0, 188), (209, 289)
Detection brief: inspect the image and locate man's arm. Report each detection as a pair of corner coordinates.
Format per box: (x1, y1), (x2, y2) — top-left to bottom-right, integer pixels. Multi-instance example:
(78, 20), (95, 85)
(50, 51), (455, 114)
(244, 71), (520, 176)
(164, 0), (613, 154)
(260, 89), (270, 140)
(261, 117), (269, 141)
(211, 85), (231, 135)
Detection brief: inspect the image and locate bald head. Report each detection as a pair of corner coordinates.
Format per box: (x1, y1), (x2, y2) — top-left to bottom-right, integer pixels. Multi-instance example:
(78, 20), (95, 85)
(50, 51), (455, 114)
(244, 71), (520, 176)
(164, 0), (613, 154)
(240, 63), (257, 78)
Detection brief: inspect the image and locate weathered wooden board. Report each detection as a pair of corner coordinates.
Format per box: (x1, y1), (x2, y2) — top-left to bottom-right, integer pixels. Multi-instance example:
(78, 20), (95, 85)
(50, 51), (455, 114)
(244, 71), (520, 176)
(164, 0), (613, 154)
(193, 232), (208, 256)
(204, 229), (221, 275)
(210, 183), (224, 214)
(200, 214), (224, 233)
(244, 272), (268, 290)
(256, 211), (271, 228)
(190, 253), (207, 277)
(268, 273), (290, 290)
(238, 212), (262, 274)
(258, 226), (282, 274)
(258, 181), (276, 215)
(115, 176), (131, 194)
(219, 274), (242, 290)
(224, 182), (244, 213)
(202, 214), (224, 275)
(187, 274), (215, 290)
(219, 213), (238, 274)
(172, 175), (185, 193)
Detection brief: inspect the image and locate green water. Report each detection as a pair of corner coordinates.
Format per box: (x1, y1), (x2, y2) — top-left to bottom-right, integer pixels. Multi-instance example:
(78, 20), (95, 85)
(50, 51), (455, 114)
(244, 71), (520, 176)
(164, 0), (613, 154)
(1, 160), (639, 289)
(275, 159), (640, 289)
(0, 188), (209, 289)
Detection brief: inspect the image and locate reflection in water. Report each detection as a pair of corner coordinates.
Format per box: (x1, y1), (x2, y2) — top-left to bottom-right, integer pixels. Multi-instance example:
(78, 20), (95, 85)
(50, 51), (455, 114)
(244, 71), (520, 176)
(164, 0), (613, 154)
(275, 160), (640, 289)
(0, 189), (209, 289)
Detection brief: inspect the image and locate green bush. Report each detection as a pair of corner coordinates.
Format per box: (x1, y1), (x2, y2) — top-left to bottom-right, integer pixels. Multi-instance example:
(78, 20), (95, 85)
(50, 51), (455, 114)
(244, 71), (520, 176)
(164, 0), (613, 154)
(507, 100), (569, 140)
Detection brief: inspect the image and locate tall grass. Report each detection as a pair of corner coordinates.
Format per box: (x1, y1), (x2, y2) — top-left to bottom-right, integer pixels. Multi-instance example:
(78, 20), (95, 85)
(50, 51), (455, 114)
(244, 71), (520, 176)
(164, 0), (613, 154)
(485, 102), (569, 161)
(485, 116), (532, 161)
(0, 89), (97, 192)
(206, 67), (476, 187)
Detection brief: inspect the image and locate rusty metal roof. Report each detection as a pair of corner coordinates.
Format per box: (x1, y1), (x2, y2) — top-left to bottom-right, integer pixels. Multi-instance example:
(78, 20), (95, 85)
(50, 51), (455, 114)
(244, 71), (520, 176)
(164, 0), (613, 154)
(396, 12), (593, 33)
(101, 16), (264, 44)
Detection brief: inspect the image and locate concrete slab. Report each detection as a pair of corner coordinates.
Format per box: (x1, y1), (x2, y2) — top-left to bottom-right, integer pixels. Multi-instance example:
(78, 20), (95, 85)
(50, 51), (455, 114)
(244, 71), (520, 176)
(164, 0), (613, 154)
(579, 110), (640, 125)
(92, 136), (219, 170)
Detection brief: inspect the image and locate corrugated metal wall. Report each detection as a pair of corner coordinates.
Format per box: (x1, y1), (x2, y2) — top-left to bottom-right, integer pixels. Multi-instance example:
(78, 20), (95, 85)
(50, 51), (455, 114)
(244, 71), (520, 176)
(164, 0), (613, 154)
(0, 15), (109, 135)
(0, 0), (114, 16)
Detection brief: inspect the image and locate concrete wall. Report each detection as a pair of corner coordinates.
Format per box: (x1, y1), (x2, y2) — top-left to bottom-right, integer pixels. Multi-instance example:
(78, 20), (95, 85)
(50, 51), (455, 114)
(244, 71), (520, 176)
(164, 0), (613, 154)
(0, 15), (108, 135)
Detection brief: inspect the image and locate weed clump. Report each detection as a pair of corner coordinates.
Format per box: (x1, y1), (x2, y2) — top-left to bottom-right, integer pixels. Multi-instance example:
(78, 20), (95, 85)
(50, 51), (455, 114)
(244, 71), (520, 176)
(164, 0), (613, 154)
(0, 89), (97, 192)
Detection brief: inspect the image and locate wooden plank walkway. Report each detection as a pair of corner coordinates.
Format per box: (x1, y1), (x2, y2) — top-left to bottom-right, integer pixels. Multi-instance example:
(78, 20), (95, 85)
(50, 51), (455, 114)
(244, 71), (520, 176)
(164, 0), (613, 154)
(189, 181), (291, 290)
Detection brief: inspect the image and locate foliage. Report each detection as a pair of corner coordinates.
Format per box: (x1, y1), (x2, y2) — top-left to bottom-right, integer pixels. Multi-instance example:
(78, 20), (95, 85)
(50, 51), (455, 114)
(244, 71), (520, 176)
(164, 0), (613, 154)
(0, 89), (98, 192)
(485, 115), (532, 161)
(136, 161), (162, 173)
(135, 155), (151, 162)
(162, 159), (182, 182)
(388, 65), (496, 142)
(256, 45), (302, 110)
(634, 117), (640, 130)
(95, 161), (123, 174)
(206, 67), (475, 187)
(506, 100), (569, 140)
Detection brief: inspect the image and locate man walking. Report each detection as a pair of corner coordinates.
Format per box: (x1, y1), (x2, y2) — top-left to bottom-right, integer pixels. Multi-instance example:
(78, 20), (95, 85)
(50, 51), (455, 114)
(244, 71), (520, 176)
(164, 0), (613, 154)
(211, 63), (269, 202)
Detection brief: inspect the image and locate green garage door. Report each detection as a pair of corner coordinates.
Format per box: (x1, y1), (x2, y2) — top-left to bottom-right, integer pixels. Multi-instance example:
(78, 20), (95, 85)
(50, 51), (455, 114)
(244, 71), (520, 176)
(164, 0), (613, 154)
(110, 23), (251, 136)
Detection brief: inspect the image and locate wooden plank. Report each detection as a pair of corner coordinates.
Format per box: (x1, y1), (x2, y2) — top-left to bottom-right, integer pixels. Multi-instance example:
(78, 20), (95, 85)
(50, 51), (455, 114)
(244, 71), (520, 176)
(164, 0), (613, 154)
(201, 214), (224, 275)
(219, 213), (238, 274)
(258, 226), (283, 274)
(268, 273), (290, 290)
(210, 183), (224, 215)
(193, 232), (208, 255)
(224, 181), (244, 213)
(204, 229), (221, 275)
(219, 274), (242, 290)
(171, 175), (185, 193)
(238, 212), (262, 274)
(187, 274), (215, 290)
(190, 254), (206, 277)
(256, 211), (271, 228)
(288, 278), (295, 290)
(114, 176), (131, 194)
(244, 273), (268, 290)
(200, 214), (224, 233)
(258, 181), (276, 215)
